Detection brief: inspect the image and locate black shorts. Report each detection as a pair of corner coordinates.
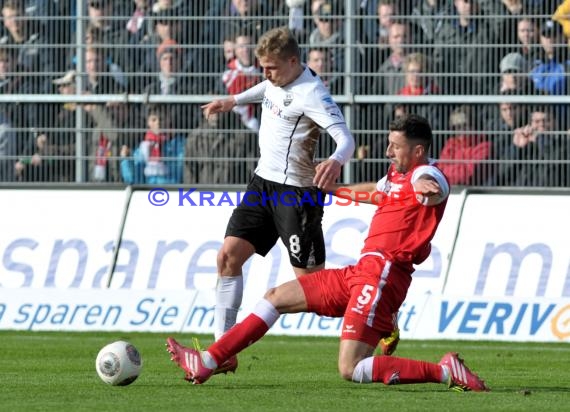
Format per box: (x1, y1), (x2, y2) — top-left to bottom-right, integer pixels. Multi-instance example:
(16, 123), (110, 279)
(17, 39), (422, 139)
(225, 174), (326, 268)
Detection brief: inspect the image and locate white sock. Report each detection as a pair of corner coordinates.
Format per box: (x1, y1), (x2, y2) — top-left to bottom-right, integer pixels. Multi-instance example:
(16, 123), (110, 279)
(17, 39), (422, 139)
(252, 298), (280, 327)
(202, 351), (218, 370)
(214, 276), (243, 341)
(352, 357), (374, 383)
(440, 365), (450, 383)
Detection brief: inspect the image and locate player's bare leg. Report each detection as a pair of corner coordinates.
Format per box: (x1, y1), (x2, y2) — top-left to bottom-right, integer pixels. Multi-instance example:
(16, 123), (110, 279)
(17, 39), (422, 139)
(341, 339), (488, 390)
(213, 236), (255, 375)
(168, 279), (308, 384)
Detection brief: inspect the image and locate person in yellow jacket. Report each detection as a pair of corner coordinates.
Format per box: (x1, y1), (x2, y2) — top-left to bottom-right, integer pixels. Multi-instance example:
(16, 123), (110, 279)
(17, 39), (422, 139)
(553, 0), (570, 46)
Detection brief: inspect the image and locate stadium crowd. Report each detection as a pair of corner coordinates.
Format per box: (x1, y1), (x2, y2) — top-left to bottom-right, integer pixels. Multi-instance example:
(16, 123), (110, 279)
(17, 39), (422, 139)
(0, 0), (569, 186)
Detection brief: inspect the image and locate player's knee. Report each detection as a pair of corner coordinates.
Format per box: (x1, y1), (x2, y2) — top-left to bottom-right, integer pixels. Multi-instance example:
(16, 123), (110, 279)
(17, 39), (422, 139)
(337, 361), (356, 381)
(217, 247), (239, 274)
(262, 287), (278, 301)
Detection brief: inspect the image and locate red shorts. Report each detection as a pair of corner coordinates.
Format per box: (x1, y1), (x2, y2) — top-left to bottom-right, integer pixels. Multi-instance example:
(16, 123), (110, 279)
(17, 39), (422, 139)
(298, 254), (411, 347)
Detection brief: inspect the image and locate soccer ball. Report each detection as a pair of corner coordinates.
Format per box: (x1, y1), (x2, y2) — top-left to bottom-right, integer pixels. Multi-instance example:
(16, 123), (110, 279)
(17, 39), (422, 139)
(95, 341), (142, 386)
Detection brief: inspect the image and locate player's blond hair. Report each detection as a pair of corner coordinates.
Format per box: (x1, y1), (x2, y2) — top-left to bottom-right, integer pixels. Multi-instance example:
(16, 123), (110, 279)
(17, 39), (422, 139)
(255, 26), (301, 61)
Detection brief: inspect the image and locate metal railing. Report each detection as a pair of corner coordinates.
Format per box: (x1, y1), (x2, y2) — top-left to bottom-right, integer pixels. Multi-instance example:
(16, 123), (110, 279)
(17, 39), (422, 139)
(0, 0), (568, 186)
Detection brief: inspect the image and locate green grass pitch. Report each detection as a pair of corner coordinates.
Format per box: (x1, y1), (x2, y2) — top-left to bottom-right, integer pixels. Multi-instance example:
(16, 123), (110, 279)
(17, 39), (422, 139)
(1, 331), (568, 412)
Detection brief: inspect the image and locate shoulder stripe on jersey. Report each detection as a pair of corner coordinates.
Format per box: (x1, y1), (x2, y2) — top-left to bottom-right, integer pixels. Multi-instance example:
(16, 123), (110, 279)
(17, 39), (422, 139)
(282, 115), (303, 184)
(308, 68), (317, 77)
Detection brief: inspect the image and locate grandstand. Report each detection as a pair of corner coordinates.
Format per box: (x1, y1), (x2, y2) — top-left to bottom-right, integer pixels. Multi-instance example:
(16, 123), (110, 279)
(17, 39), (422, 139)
(0, 0), (569, 186)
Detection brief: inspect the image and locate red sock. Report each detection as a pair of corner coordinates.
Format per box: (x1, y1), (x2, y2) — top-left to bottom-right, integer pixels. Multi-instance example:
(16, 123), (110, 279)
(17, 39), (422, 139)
(372, 355), (442, 385)
(207, 313), (270, 365)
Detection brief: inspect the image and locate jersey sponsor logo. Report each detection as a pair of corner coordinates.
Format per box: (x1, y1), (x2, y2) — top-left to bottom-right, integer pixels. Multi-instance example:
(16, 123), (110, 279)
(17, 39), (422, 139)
(262, 96), (292, 120)
(283, 93), (293, 106)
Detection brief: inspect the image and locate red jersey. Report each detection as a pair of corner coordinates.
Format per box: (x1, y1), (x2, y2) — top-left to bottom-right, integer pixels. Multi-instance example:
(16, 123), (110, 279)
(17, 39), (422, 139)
(361, 162), (449, 268)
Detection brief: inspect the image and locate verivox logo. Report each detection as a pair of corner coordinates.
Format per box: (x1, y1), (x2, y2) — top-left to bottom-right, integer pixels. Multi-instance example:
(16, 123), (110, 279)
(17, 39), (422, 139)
(147, 188), (420, 207)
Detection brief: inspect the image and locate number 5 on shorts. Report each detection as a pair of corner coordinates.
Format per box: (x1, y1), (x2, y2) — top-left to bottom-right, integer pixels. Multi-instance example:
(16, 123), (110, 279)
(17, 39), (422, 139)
(357, 285), (374, 306)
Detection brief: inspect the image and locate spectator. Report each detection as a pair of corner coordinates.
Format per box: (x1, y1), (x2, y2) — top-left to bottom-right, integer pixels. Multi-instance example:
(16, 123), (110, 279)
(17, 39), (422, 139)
(514, 17), (541, 65)
(375, 0), (397, 49)
(485, 90), (527, 185)
(82, 100), (121, 183)
(83, 45), (134, 145)
(120, 105), (184, 184)
(397, 53), (438, 96)
(64, 24), (127, 91)
(307, 47), (327, 75)
(126, 0), (153, 44)
(438, 105), (492, 186)
(222, 32), (262, 131)
(16, 71), (81, 182)
(85, 46), (126, 94)
(531, 20), (570, 129)
(393, 52), (445, 141)
(487, 90), (526, 132)
(497, 52), (536, 93)
(136, 7), (186, 83)
(309, 0), (344, 77)
(86, 0), (130, 75)
(355, 20), (412, 176)
(143, 38), (200, 134)
(43, 0), (75, 74)
(185, 111), (257, 184)
(14, 131), (56, 182)
(307, 47), (342, 94)
(223, 33), (236, 65)
(202, 0), (275, 88)
(353, 104), (408, 183)
(491, 105), (565, 186)
(530, 20), (570, 96)
(433, 0), (495, 94)
(489, 0), (527, 47)
(0, 45), (36, 181)
(372, 20), (411, 96)
(0, 0), (53, 92)
(410, 0), (452, 45)
(359, 0), (398, 48)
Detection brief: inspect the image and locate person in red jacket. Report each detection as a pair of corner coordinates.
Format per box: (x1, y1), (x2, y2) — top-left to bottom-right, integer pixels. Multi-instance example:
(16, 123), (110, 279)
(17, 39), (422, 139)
(221, 31), (262, 131)
(438, 105), (491, 186)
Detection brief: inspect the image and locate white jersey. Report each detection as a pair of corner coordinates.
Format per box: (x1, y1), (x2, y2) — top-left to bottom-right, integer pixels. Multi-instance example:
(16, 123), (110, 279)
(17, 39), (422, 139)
(235, 66), (348, 187)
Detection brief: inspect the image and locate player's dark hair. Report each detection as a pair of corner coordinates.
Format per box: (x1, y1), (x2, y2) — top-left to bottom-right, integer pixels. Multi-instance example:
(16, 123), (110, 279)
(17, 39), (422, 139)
(389, 114), (432, 150)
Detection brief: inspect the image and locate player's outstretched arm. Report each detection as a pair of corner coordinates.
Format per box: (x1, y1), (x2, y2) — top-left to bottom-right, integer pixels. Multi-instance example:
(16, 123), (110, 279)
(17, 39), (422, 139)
(413, 175), (448, 206)
(201, 97), (236, 118)
(313, 159), (342, 190)
(313, 120), (355, 189)
(325, 182), (379, 204)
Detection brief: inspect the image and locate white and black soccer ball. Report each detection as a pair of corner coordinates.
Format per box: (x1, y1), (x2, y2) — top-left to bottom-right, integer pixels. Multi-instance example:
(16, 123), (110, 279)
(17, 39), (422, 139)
(95, 341), (142, 386)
